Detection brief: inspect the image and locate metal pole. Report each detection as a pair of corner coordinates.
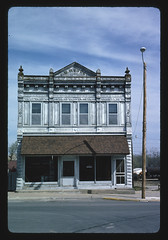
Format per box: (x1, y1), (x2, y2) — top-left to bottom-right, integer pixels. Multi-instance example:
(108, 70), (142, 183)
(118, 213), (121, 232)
(142, 61), (147, 199)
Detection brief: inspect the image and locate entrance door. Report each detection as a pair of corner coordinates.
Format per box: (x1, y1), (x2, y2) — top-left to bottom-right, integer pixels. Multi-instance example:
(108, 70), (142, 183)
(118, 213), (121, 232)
(62, 160), (75, 186)
(115, 159), (125, 185)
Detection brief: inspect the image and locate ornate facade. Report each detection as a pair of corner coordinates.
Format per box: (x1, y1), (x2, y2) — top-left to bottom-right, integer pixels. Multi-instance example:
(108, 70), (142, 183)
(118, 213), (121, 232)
(17, 62), (132, 190)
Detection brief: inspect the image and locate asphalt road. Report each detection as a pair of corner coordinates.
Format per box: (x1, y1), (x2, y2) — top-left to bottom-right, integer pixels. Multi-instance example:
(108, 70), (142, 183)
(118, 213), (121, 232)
(8, 199), (160, 233)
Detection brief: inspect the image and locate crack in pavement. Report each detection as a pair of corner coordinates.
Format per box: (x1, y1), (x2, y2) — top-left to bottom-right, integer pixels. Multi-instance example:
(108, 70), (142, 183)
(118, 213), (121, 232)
(72, 213), (160, 233)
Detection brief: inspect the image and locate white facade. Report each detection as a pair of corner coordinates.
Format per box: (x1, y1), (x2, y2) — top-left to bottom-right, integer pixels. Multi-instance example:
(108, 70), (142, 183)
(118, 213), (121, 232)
(16, 62), (132, 190)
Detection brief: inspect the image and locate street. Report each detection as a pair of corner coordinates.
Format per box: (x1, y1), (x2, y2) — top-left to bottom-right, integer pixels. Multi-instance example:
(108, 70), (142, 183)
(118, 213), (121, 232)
(8, 199), (160, 233)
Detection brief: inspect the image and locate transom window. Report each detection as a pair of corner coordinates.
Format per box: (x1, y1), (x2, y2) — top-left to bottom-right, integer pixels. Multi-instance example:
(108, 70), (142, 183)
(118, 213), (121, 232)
(62, 103), (71, 125)
(79, 103), (88, 125)
(32, 103), (41, 125)
(109, 103), (117, 125)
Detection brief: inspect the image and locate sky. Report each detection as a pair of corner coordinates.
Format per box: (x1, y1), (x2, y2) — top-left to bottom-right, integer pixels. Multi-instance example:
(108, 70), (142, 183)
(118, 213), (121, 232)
(8, 7), (160, 154)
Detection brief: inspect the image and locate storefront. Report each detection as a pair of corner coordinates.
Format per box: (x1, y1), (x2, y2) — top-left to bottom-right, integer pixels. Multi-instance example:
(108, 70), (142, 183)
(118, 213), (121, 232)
(21, 135), (130, 189)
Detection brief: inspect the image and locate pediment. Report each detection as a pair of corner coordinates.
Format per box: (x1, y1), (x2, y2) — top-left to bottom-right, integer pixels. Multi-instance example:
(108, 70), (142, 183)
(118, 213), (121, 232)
(54, 62), (96, 77)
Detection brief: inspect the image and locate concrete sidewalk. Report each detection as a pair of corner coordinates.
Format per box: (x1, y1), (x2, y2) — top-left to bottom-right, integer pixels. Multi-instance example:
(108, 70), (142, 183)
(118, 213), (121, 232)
(8, 189), (160, 202)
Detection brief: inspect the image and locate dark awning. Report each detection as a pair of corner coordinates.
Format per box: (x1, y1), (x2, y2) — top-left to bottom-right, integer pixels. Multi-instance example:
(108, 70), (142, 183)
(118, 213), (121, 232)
(21, 135), (130, 156)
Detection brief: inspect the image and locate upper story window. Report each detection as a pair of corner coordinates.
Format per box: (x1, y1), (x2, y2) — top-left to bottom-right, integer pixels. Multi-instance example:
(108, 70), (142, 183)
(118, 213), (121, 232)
(109, 103), (117, 125)
(79, 103), (88, 125)
(62, 103), (71, 125)
(32, 103), (41, 125)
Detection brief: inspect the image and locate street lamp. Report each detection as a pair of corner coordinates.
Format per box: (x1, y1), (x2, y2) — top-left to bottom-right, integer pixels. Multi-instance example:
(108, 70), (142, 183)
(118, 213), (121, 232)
(140, 47), (147, 199)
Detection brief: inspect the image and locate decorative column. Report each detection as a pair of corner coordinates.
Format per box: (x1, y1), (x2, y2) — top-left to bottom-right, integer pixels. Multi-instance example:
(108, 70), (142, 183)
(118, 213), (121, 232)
(16, 66), (24, 190)
(124, 67), (133, 188)
(96, 69), (101, 129)
(48, 68), (54, 128)
(96, 69), (101, 100)
(125, 67), (132, 132)
(18, 66), (24, 128)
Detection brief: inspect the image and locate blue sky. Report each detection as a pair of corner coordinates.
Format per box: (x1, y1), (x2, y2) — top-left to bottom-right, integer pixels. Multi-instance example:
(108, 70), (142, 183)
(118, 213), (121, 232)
(8, 7), (160, 154)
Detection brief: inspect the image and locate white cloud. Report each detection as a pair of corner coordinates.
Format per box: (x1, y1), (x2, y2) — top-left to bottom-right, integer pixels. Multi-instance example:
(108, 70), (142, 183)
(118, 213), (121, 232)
(8, 7), (160, 152)
(8, 7), (160, 64)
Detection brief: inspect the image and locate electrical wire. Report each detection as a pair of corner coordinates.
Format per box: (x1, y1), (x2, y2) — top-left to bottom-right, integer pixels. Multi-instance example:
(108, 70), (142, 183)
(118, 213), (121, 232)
(133, 86), (143, 137)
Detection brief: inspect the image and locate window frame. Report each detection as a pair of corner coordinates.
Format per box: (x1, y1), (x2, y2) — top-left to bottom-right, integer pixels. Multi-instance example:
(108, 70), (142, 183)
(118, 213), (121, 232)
(61, 103), (71, 125)
(79, 103), (89, 125)
(108, 103), (118, 125)
(31, 103), (42, 126)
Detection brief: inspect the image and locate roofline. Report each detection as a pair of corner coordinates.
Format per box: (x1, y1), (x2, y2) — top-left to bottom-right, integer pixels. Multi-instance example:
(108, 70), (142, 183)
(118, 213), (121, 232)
(54, 62), (96, 76)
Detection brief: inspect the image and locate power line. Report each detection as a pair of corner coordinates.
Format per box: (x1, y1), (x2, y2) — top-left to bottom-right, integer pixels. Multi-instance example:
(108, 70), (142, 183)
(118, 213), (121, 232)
(133, 86), (143, 137)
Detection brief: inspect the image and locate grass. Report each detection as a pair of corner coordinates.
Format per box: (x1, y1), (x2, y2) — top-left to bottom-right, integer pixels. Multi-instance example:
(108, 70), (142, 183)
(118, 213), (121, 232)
(134, 186), (142, 191)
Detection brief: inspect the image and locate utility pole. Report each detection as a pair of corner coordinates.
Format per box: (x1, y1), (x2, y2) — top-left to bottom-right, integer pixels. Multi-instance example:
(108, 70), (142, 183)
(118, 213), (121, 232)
(140, 47), (147, 199)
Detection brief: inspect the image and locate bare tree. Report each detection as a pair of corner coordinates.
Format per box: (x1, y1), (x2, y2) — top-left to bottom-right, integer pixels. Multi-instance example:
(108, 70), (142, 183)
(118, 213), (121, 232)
(8, 141), (17, 161)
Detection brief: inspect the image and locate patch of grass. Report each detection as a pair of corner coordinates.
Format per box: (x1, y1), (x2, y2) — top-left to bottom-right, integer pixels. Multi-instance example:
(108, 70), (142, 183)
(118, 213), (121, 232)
(134, 186), (142, 191)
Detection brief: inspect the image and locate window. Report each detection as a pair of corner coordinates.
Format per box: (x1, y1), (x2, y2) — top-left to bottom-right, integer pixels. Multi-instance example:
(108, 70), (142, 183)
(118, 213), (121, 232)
(32, 103), (41, 125)
(109, 104), (117, 125)
(116, 159), (125, 184)
(62, 103), (71, 125)
(25, 156), (58, 182)
(96, 156), (111, 181)
(79, 156), (94, 181)
(79, 103), (88, 125)
(63, 161), (74, 176)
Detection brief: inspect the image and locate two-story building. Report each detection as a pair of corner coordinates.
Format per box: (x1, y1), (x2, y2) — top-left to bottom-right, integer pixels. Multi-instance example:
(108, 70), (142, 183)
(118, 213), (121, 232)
(16, 62), (132, 190)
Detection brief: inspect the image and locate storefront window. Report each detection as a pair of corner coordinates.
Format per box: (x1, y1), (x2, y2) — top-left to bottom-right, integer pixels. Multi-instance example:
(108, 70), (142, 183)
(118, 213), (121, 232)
(25, 156), (58, 182)
(79, 156), (94, 181)
(96, 156), (111, 180)
(79, 156), (111, 181)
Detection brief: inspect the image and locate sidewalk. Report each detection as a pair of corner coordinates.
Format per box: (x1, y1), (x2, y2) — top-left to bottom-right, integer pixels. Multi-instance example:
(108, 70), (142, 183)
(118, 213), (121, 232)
(103, 190), (160, 202)
(8, 189), (160, 202)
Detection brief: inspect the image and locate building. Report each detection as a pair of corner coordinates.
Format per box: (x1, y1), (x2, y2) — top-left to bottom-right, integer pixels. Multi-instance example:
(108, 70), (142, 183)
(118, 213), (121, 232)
(16, 62), (132, 190)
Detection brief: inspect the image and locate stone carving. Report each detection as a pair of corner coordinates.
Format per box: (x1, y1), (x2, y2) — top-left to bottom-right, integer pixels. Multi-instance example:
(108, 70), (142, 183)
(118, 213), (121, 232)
(18, 66), (24, 76)
(54, 62), (96, 77)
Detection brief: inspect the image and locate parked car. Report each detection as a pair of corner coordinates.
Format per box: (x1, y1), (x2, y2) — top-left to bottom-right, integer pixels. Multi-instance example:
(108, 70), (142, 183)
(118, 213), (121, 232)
(133, 168), (147, 180)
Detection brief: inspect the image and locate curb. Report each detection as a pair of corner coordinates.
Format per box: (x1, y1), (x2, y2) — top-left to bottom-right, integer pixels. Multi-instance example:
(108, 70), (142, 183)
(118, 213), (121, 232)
(8, 196), (160, 202)
(103, 197), (160, 202)
(8, 195), (102, 201)
(103, 197), (140, 202)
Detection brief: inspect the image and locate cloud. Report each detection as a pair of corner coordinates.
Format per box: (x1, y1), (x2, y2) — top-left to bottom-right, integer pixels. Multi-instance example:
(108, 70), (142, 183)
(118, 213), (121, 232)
(8, 7), (160, 64)
(8, 7), (160, 152)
